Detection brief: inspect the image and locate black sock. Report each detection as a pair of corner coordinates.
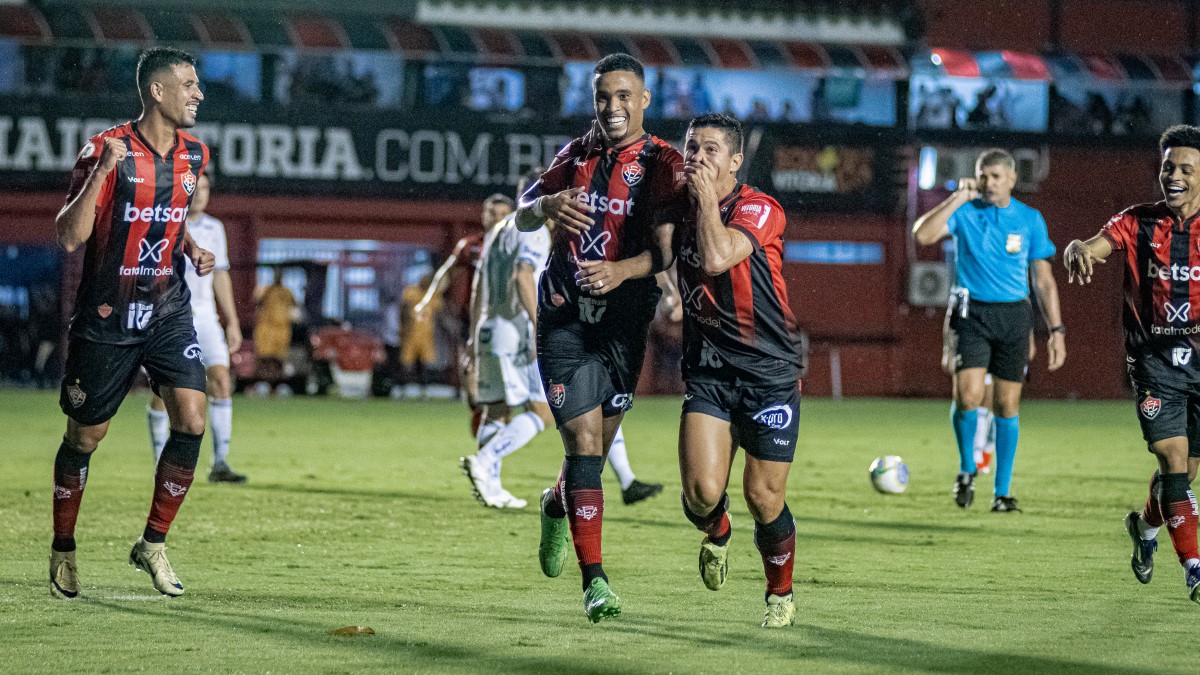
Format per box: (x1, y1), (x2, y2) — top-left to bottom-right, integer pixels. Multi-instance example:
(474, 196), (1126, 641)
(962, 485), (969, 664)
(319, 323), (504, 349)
(681, 491), (731, 546)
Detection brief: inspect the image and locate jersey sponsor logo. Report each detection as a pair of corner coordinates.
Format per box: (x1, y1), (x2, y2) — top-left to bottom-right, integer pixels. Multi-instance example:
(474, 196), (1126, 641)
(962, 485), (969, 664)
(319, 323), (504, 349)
(1147, 259), (1200, 282)
(548, 382), (565, 408)
(576, 191), (635, 216)
(739, 202), (773, 229)
(578, 296), (607, 324)
(120, 240), (173, 277)
(773, 438), (790, 446)
(127, 176), (145, 183)
(610, 393), (634, 411)
(679, 244), (701, 269)
(575, 505), (598, 520)
(139, 239), (169, 263)
(1166, 301), (1191, 323)
(1140, 396), (1161, 419)
(184, 343), (205, 364)
(97, 303), (112, 318)
(179, 153), (202, 161)
(162, 481), (188, 497)
(181, 169), (197, 195)
(67, 381), (86, 408)
(621, 163), (644, 187)
(752, 404), (793, 430)
(124, 203), (188, 225)
(580, 230), (611, 257)
(1173, 346), (1193, 367)
(127, 302), (153, 330)
(1005, 233), (1023, 254)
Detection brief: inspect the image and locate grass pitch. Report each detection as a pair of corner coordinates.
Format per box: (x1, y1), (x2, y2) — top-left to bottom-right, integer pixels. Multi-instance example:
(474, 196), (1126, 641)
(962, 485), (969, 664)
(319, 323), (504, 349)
(0, 390), (1193, 673)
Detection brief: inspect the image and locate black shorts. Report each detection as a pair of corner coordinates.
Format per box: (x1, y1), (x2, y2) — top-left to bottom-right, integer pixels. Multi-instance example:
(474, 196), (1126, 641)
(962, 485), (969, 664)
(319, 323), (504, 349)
(949, 298), (1031, 383)
(537, 287), (659, 427)
(682, 378), (801, 462)
(59, 312), (207, 426)
(1129, 352), (1200, 457)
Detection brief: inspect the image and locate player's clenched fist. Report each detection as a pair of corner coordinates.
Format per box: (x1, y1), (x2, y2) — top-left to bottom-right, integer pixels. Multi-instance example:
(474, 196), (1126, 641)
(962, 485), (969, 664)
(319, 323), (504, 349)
(97, 137), (127, 174)
(541, 186), (595, 236)
(191, 246), (216, 277)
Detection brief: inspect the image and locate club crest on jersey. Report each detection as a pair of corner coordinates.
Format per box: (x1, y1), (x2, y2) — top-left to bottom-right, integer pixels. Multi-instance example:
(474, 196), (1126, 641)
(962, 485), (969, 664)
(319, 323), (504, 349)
(67, 381), (86, 408)
(752, 404), (793, 430)
(622, 163), (644, 187)
(97, 303), (112, 318)
(181, 169), (197, 195)
(549, 383), (565, 408)
(1140, 396), (1162, 420)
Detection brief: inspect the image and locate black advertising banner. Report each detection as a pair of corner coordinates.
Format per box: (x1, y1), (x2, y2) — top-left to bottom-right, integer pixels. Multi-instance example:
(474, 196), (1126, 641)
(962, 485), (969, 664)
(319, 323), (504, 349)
(0, 99), (893, 211)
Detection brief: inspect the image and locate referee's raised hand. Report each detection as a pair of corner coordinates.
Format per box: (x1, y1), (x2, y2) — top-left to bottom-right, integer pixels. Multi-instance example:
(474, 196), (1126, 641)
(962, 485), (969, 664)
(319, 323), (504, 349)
(955, 177), (980, 201)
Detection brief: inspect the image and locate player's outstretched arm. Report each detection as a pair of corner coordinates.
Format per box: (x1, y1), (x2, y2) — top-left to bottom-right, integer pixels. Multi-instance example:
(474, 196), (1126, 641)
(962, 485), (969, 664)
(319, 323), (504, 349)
(1030, 258), (1066, 371)
(912, 178), (978, 246)
(415, 241), (463, 315)
(1062, 235), (1112, 285)
(56, 137), (125, 252)
(516, 187), (594, 235)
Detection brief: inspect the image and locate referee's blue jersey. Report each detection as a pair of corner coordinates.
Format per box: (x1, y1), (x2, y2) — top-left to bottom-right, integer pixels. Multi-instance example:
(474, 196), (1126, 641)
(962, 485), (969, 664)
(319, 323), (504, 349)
(947, 197), (1055, 303)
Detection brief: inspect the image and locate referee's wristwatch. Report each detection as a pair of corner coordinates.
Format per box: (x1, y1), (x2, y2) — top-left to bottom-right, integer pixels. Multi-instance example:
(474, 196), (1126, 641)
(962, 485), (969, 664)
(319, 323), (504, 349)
(1049, 325), (1066, 335)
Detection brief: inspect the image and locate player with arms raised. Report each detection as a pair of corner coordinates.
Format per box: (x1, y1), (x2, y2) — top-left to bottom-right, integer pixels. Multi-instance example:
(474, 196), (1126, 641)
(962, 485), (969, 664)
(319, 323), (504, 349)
(672, 114), (805, 628)
(515, 53), (683, 622)
(49, 47), (214, 599)
(1064, 124), (1200, 604)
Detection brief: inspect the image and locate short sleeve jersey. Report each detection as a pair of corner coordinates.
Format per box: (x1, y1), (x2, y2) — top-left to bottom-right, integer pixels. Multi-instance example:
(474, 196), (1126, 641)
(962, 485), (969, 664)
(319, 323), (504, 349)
(946, 197), (1056, 302)
(476, 213), (551, 324)
(676, 183), (803, 385)
(65, 122), (209, 344)
(183, 213), (229, 318)
(1100, 202), (1200, 356)
(522, 131), (686, 304)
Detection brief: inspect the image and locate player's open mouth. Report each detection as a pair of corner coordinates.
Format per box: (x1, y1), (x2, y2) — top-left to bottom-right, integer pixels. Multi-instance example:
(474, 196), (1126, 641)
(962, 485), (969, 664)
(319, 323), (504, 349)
(1166, 185), (1186, 196)
(186, 103), (199, 114)
(604, 115), (627, 128)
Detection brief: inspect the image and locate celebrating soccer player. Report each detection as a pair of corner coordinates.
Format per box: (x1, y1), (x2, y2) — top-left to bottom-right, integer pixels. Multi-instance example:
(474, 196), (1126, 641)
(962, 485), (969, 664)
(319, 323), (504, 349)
(1063, 125), (1200, 604)
(147, 173), (248, 484)
(672, 114), (805, 628)
(50, 47), (214, 599)
(515, 53), (684, 622)
(913, 149), (1066, 512)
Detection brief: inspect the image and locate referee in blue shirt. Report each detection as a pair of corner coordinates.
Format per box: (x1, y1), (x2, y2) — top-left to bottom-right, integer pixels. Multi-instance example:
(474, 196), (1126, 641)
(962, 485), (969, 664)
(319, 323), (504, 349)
(913, 149), (1066, 512)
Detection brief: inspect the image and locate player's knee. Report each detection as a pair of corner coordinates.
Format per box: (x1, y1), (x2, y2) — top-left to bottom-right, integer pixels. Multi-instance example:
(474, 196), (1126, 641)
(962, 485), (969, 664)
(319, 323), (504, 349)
(65, 422), (108, 453)
(207, 367), (232, 399)
(743, 483), (785, 522)
(994, 398), (1020, 418)
(681, 479), (724, 514)
(172, 410), (208, 436)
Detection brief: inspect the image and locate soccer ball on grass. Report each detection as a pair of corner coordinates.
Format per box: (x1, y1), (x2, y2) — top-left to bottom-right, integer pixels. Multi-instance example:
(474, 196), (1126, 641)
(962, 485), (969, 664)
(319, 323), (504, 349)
(869, 455), (909, 494)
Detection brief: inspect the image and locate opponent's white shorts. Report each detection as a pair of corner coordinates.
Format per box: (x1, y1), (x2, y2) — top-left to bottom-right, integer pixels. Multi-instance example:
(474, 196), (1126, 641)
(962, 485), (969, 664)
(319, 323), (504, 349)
(192, 311), (229, 368)
(476, 317), (544, 406)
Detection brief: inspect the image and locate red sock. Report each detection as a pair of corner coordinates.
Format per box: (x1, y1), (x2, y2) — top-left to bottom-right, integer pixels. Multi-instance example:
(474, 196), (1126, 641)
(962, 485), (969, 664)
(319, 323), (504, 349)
(563, 456), (604, 576)
(145, 431), (201, 541)
(683, 492), (731, 545)
(755, 504), (796, 598)
(52, 442), (93, 551)
(1142, 471), (1164, 528)
(1160, 473), (1199, 565)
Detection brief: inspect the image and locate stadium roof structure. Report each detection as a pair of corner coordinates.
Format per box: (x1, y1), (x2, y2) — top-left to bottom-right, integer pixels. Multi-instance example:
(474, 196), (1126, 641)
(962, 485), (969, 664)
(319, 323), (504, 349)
(920, 48), (1192, 87)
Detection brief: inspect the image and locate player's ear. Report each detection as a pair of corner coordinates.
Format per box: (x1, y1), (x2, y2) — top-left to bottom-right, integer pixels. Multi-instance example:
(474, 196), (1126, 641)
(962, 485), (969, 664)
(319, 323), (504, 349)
(640, 86), (650, 111)
(149, 80), (164, 104)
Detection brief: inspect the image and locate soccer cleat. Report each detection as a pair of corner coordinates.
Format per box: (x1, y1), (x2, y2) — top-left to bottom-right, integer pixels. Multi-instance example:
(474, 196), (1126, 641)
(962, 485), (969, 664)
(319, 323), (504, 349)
(583, 577), (622, 623)
(129, 537), (184, 597)
(621, 479), (664, 505)
(990, 495), (1022, 513)
(459, 455), (494, 507)
(975, 448), (993, 474)
(698, 537), (729, 591)
(489, 487), (528, 509)
(538, 488), (569, 578)
(49, 549), (79, 599)
(1187, 564), (1200, 604)
(953, 472), (977, 509)
(208, 462), (248, 484)
(762, 593), (796, 628)
(1125, 511), (1156, 584)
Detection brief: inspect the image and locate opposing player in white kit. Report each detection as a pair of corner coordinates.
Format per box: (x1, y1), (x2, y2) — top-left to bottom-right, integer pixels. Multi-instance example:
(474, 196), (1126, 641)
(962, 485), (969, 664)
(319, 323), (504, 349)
(147, 173), (247, 483)
(459, 173), (664, 509)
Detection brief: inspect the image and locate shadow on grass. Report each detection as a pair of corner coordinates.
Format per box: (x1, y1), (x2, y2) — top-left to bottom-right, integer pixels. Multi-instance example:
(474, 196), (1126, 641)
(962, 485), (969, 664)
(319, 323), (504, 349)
(243, 482), (461, 505)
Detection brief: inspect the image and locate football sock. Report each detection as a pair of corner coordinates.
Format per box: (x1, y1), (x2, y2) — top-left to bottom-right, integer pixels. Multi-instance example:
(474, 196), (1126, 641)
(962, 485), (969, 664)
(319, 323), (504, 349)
(211, 398), (232, 466)
(564, 455), (605, 589)
(52, 441), (93, 552)
(974, 406), (992, 455)
(480, 411), (543, 463)
(951, 405), (978, 474)
(1160, 472), (1199, 565)
(544, 460), (567, 518)
(147, 407), (169, 462)
(754, 503), (796, 600)
(144, 430), (202, 543)
(476, 418), (503, 449)
(682, 491), (731, 546)
(1141, 470), (1164, 537)
(606, 426), (635, 490)
(993, 415), (1019, 497)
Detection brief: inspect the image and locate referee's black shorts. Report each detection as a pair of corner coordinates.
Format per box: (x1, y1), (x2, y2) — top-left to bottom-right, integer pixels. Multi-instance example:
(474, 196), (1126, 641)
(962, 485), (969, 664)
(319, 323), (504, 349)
(949, 298), (1031, 383)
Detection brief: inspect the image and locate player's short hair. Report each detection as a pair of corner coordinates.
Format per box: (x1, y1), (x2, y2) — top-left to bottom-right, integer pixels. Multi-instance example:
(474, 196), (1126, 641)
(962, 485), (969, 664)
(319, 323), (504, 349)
(976, 148), (1015, 172)
(484, 193), (515, 210)
(136, 47), (196, 96)
(517, 167), (543, 197)
(594, 53), (645, 83)
(1160, 125), (1200, 154)
(687, 113), (744, 154)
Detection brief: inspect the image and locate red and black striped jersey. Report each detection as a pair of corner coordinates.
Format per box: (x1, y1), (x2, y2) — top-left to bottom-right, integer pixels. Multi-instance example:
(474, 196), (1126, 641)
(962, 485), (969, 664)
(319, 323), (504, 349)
(446, 232), (484, 319)
(65, 122), (209, 344)
(676, 183), (803, 384)
(524, 131), (685, 303)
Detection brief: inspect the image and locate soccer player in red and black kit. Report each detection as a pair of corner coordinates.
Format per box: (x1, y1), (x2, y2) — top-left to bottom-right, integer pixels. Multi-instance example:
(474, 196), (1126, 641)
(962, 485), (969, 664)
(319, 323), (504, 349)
(49, 47), (214, 599)
(515, 53), (684, 622)
(671, 114), (804, 628)
(1064, 124), (1200, 604)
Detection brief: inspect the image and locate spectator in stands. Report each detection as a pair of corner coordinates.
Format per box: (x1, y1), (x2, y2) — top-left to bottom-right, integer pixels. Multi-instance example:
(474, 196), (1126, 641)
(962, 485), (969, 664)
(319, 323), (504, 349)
(254, 267), (297, 390)
(401, 273), (440, 398)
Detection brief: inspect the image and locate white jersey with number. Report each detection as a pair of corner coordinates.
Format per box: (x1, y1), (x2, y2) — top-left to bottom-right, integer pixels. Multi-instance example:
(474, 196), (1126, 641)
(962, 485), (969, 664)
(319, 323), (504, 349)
(184, 213), (229, 319)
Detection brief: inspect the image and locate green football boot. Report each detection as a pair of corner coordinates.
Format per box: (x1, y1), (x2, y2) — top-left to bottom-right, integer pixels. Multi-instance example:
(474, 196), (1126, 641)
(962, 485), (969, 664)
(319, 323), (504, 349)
(583, 577), (622, 623)
(539, 488), (569, 578)
(699, 537), (729, 591)
(762, 593), (796, 628)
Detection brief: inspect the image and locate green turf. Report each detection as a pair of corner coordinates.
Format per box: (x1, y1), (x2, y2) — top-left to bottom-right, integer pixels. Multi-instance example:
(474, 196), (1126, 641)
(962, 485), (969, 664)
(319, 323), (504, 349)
(0, 390), (1193, 673)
